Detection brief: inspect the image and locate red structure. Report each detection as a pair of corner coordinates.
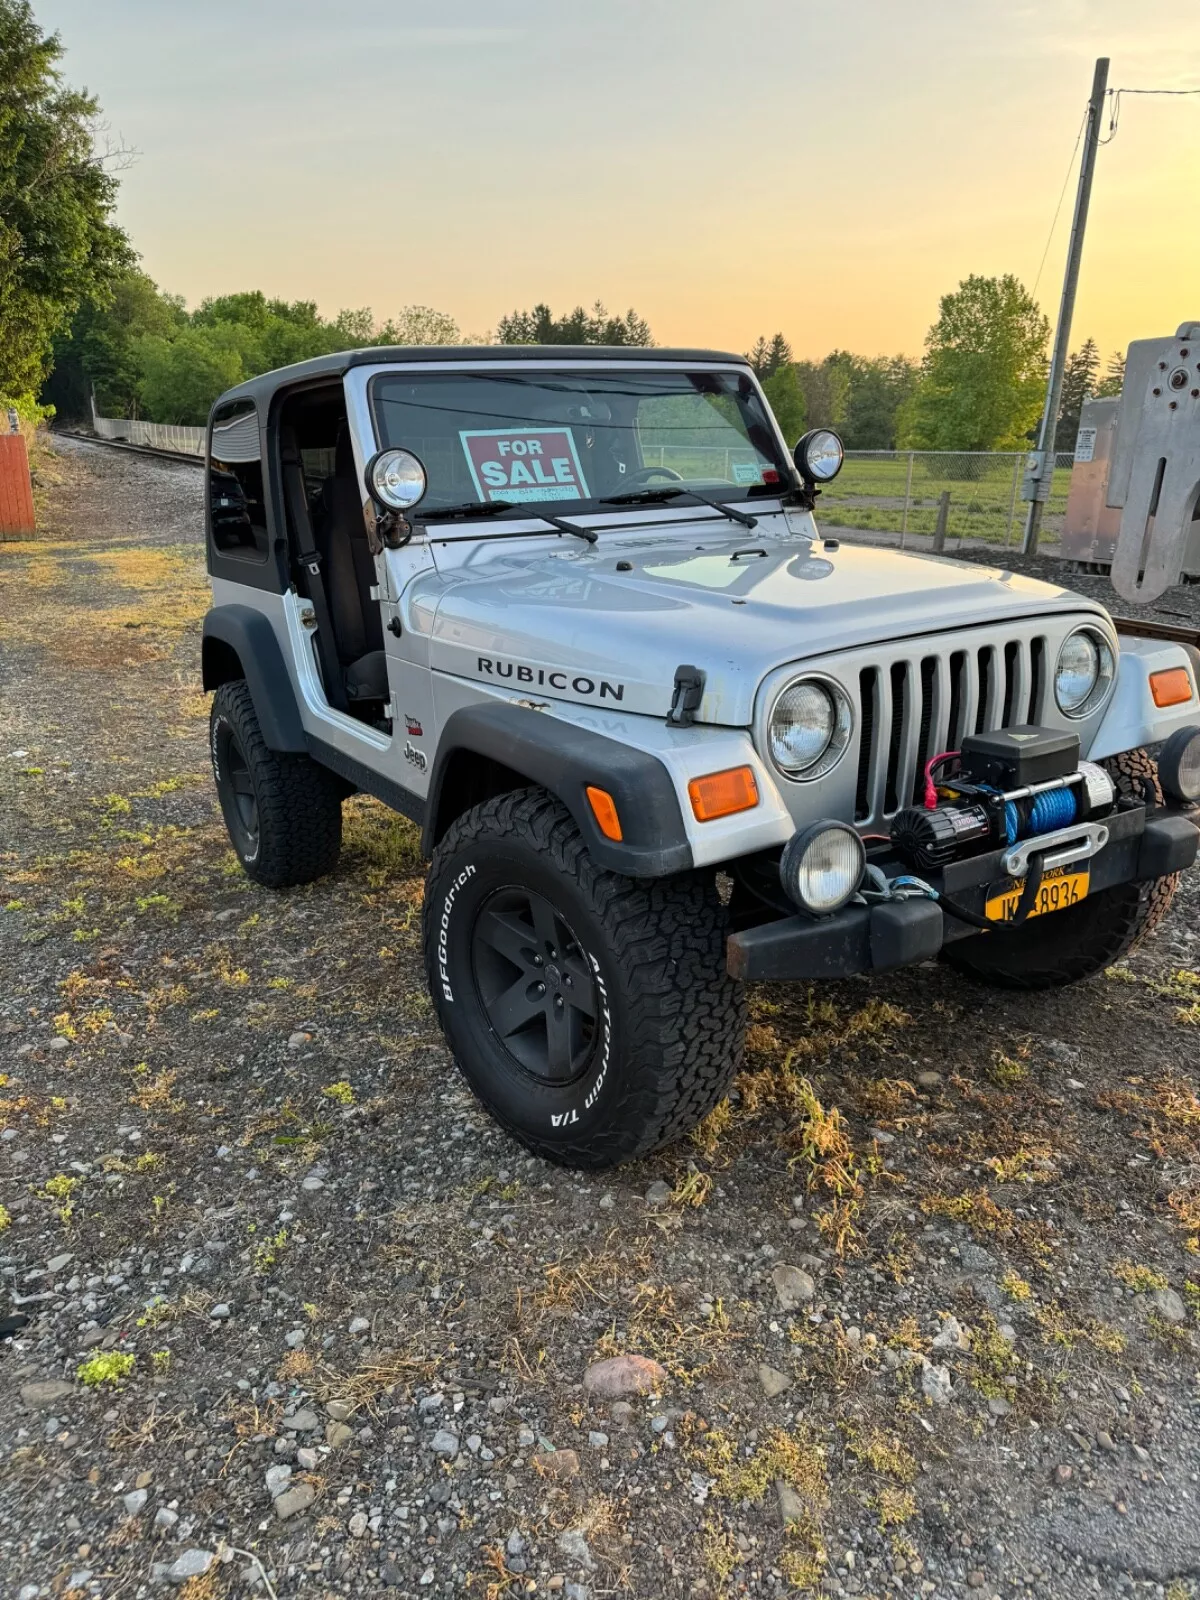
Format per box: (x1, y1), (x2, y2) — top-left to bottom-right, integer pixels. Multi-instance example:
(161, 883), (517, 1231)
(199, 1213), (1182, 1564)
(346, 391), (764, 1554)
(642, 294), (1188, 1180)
(0, 433), (36, 537)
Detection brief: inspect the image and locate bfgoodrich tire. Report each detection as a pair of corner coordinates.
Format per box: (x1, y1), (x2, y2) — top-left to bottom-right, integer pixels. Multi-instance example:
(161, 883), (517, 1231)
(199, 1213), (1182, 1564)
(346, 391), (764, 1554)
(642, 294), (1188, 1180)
(423, 788), (745, 1169)
(210, 680), (343, 888)
(942, 747), (1178, 991)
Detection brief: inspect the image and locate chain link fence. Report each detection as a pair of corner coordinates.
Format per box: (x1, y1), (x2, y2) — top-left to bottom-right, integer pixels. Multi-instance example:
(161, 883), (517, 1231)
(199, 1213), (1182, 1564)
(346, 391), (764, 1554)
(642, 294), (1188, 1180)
(820, 450), (1074, 551)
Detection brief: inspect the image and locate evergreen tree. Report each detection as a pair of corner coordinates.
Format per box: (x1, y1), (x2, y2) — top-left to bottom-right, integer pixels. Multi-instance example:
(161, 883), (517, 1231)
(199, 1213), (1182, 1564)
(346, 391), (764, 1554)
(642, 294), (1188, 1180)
(1055, 337), (1100, 450)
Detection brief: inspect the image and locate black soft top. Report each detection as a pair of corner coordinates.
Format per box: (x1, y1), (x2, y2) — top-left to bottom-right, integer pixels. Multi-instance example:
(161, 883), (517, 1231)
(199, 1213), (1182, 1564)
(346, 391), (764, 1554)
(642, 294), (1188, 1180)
(212, 344), (750, 416)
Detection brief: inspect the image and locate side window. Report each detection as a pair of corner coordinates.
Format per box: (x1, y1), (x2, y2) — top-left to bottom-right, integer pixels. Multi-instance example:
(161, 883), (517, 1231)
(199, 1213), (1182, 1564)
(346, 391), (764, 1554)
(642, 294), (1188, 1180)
(209, 399), (267, 558)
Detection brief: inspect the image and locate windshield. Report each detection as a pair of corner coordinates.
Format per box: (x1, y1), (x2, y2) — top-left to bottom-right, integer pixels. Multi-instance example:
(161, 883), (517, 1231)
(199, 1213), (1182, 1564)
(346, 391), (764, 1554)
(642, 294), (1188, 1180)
(369, 367), (789, 518)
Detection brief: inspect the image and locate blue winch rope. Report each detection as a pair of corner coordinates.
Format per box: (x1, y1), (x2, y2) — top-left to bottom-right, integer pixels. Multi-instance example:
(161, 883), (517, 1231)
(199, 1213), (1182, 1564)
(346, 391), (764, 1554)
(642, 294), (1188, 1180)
(1001, 785), (1077, 845)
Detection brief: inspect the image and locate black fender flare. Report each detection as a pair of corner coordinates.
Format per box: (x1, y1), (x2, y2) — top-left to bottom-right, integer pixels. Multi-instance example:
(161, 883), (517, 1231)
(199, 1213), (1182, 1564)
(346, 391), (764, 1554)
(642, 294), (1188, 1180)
(201, 605), (306, 752)
(423, 703), (694, 878)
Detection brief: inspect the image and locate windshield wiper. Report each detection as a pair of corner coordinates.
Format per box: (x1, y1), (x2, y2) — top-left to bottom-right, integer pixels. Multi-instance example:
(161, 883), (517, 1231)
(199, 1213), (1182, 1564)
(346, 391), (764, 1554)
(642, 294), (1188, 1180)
(417, 498), (596, 544)
(601, 486), (758, 530)
(417, 499), (518, 522)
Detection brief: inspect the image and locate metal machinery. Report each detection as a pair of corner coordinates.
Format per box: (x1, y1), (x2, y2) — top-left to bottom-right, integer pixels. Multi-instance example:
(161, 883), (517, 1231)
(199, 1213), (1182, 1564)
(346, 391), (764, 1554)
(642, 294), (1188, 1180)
(1062, 322), (1200, 598)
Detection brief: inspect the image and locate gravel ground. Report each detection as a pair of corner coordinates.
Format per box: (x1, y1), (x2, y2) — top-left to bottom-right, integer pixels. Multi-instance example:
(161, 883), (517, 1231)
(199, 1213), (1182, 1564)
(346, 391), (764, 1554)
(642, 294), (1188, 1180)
(3, 438), (1200, 1600)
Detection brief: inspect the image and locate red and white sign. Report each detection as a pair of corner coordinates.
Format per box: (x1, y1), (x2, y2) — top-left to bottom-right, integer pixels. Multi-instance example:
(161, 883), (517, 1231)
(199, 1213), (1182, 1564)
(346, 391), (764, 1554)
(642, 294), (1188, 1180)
(460, 428), (589, 503)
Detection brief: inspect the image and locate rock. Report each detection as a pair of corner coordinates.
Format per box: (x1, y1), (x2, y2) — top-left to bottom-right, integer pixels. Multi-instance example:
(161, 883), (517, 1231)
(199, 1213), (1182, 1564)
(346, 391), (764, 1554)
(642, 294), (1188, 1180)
(988, 1397), (1012, 1418)
(1054, 1463), (1073, 1484)
(301, 1173), (324, 1191)
(265, 1464), (293, 1499)
(284, 1328), (306, 1349)
(610, 1401), (634, 1425)
(46, 1252), (73, 1273)
(348, 1510), (369, 1537)
(776, 1480), (807, 1526)
(587, 1430), (609, 1448)
(326, 1398), (354, 1421)
(20, 1381), (74, 1409)
(348, 1316), (370, 1335)
(931, 1316), (969, 1351)
(1097, 1430), (1118, 1453)
(48, 1036), (70, 1052)
(123, 1488), (148, 1516)
(288, 1031), (311, 1050)
(430, 1428), (460, 1459)
(557, 1530), (596, 1572)
(757, 1364), (792, 1398)
(380, 1561), (405, 1587)
(274, 1483), (317, 1520)
(17, 1586), (39, 1600)
(565, 1587), (589, 1600)
(296, 1447), (319, 1469)
(209, 1303), (231, 1320)
(326, 1421), (353, 1448)
(771, 1264), (815, 1311)
(166, 1550), (215, 1584)
(1147, 1287), (1187, 1323)
(921, 1360), (952, 1406)
(533, 1449), (580, 1480)
(155, 1507), (179, 1529)
(507, 1532), (526, 1557)
(582, 1354), (667, 1399)
(284, 1408), (319, 1432)
(916, 1070), (943, 1088)
(644, 1180), (672, 1209)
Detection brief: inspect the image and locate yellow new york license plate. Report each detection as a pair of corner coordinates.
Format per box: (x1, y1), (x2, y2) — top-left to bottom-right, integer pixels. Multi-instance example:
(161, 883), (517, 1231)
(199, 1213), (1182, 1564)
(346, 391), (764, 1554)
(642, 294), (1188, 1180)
(984, 864), (1090, 924)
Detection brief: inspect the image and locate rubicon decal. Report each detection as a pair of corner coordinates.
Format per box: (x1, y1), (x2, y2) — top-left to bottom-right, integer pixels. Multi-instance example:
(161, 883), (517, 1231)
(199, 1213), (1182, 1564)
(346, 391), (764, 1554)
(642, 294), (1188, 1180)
(476, 657), (625, 702)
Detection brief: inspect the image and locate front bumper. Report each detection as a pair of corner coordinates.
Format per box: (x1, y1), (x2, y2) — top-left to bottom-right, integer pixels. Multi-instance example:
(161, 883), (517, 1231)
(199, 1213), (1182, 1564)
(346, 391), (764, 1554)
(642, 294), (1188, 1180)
(726, 804), (1199, 983)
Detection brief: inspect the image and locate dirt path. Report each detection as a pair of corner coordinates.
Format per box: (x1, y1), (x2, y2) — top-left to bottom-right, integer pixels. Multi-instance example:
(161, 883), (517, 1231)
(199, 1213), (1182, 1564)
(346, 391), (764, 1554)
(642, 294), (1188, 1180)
(2, 439), (1200, 1600)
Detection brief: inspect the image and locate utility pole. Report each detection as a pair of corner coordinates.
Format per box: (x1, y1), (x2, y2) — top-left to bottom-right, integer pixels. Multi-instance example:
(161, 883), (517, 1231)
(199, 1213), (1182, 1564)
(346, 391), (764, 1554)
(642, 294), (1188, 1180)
(1022, 55), (1109, 554)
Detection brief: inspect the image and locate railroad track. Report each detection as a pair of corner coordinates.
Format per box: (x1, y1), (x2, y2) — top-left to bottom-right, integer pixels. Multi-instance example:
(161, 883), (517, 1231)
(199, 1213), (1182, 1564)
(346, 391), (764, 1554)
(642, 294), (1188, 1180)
(53, 430), (204, 468)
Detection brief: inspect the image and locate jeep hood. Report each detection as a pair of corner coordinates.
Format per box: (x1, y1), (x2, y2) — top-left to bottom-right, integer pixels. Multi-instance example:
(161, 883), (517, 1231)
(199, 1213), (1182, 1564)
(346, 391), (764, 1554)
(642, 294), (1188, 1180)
(419, 525), (1110, 726)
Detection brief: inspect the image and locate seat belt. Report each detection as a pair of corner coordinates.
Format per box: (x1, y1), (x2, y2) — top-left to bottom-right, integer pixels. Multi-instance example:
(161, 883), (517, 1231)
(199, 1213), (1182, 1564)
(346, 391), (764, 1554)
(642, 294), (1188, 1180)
(280, 432), (349, 714)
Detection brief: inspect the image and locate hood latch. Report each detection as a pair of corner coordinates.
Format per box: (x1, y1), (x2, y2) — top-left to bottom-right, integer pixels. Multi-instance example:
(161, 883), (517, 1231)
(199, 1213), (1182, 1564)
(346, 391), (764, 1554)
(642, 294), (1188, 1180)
(667, 664), (706, 727)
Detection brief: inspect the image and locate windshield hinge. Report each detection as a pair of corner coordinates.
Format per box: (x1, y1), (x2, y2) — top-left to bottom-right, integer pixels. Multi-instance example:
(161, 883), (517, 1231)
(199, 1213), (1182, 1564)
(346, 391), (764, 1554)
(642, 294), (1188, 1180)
(667, 664), (706, 727)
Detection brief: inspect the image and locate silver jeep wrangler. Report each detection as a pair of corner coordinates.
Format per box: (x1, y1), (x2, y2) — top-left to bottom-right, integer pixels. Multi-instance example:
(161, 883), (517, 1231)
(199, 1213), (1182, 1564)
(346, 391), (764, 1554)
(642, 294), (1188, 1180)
(201, 345), (1200, 1168)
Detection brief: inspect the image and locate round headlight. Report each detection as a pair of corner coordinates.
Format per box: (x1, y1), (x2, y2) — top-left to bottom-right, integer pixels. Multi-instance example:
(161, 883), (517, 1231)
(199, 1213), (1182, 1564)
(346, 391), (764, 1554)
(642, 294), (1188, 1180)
(365, 448), (427, 512)
(1054, 628), (1115, 718)
(768, 677), (852, 780)
(793, 429), (844, 484)
(1158, 724), (1200, 804)
(779, 821), (866, 917)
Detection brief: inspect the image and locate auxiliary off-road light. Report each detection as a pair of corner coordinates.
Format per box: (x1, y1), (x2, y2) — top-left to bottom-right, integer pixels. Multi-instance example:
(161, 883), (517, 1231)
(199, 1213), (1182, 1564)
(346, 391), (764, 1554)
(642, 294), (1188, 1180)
(793, 429), (844, 484)
(365, 447), (427, 512)
(779, 821), (865, 918)
(1158, 725), (1200, 804)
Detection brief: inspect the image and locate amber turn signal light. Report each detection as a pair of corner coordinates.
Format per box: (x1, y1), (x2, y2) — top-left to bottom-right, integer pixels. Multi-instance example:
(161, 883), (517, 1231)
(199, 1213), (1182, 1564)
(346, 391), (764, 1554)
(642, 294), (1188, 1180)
(585, 786), (623, 841)
(688, 765), (759, 822)
(1150, 667), (1194, 708)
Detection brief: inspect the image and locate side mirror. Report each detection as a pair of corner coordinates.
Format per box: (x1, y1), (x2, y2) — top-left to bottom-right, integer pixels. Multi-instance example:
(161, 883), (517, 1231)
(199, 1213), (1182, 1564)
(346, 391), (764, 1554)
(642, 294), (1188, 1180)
(793, 429), (844, 485)
(364, 448), (427, 512)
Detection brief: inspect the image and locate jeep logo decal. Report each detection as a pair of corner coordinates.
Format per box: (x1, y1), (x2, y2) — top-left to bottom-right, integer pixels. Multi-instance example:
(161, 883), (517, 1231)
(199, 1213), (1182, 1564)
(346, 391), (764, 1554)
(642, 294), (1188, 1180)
(476, 656), (624, 702)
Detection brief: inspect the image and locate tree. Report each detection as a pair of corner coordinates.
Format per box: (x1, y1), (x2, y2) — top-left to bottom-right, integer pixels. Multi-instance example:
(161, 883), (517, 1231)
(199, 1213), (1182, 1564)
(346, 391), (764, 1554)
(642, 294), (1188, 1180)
(0, 0), (129, 402)
(497, 300), (653, 346)
(794, 353), (853, 435)
(760, 363), (805, 443)
(1055, 337), (1099, 450)
(840, 354), (918, 450)
(746, 332), (792, 379)
(899, 275), (1049, 452)
(44, 266), (184, 419)
(135, 323), (249, 425)
(1095, 349), (1126, 399)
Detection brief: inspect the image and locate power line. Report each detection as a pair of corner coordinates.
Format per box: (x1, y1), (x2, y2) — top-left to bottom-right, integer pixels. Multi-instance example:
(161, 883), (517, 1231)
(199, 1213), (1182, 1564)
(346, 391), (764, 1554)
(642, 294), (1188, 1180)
(1100, 84), (1200, 144)
(1031, 108), (1087, 302)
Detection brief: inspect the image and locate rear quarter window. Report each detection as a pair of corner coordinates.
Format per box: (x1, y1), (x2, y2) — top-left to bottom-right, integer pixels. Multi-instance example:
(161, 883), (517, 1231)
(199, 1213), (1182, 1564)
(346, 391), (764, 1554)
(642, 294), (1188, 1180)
(208, 400), (267, 559)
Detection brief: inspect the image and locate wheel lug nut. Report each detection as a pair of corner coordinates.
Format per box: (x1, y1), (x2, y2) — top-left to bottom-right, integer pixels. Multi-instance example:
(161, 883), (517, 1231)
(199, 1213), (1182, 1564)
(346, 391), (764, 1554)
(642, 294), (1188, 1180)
(532, 955), (543, 966)
(555, 996), (564, 1010)
(564, 974), (573, 988)
(534, 982), (546, 997)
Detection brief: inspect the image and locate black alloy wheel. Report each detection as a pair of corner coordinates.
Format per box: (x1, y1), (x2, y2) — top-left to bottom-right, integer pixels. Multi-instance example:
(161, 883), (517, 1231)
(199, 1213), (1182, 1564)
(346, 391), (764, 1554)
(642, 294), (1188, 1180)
(219, 730), (259, 858)
(470, 887), (598, 1083)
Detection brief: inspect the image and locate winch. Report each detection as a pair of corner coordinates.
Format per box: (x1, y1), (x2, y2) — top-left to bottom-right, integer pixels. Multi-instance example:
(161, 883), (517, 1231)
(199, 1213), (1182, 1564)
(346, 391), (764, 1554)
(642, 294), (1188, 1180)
(889, 726), (1117, 873)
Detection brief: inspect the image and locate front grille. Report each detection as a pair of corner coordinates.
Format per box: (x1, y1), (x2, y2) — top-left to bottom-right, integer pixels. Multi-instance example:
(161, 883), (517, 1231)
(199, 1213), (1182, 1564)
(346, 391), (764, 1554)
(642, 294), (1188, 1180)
(853, 631), (1050, 826)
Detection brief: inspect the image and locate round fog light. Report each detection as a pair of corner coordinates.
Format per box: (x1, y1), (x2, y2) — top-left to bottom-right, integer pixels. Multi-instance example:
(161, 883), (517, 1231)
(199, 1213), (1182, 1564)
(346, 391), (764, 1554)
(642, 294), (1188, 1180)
(779, 821), (866, 918)
(1158, 725), (1200, 804)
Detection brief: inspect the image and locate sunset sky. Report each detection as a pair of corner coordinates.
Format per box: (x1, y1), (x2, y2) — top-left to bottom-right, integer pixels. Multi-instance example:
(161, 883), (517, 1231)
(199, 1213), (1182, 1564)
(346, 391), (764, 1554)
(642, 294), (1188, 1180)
(39, 0), (1200, 363)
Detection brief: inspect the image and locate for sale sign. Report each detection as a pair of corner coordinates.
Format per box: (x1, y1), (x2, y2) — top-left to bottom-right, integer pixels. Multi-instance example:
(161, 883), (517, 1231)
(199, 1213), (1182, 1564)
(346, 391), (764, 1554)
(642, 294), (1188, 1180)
(460, 428), (590, 503)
